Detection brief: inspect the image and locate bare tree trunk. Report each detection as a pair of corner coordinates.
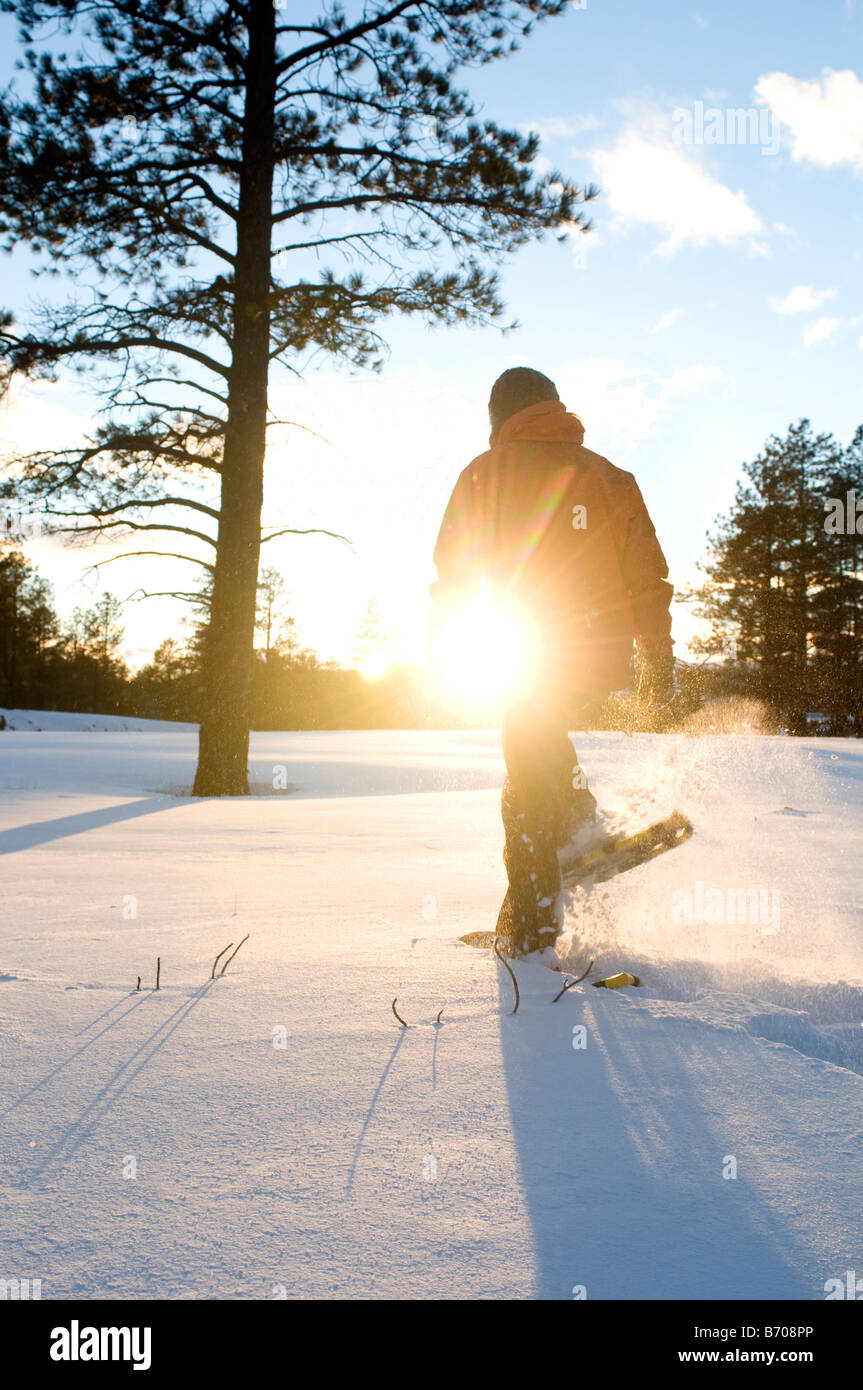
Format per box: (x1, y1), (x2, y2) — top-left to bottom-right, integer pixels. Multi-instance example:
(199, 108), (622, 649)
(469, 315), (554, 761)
(193, 0), (275, 796)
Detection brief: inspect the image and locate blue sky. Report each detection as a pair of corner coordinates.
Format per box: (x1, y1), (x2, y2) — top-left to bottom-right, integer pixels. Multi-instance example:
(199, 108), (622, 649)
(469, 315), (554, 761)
(1, 0), (862, 670)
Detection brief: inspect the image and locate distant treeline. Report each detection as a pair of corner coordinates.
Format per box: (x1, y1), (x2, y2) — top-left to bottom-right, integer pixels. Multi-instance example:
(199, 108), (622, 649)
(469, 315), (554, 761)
(3, 416), (862, 736)
(0, 549), (458, 729)
(0, 544), (700, 732)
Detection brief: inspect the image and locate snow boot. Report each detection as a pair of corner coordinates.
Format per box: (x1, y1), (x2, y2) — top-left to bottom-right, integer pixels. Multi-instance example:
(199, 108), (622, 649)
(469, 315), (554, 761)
(499, 777), (564, 956)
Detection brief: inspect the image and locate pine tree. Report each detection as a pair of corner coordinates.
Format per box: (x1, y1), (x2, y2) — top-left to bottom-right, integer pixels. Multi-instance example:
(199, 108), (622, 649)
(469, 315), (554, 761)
(255, 565), (298, 659)
(352, 597), (394, 678)
(131, 638), (199, 721)
(0, 0), (593, 792)
(62, 591), (129, 711)
(0, 549), (60, 706)
(811, 426), (863, 730)
(688, 420), (842, 731)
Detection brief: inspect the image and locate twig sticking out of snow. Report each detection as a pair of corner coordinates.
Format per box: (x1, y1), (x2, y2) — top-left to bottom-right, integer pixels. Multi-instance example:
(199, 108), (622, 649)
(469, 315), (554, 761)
(391, 997), (408, 1027)
(220, 934), (250, 975)
(435, 1008), (444, 1025)
(493, 937), (519, 1015)
(551, 959), (594, 1004)
(211, 942), (233, 979)
(156, 957), (161, 991)
(136, 976), (141, 992)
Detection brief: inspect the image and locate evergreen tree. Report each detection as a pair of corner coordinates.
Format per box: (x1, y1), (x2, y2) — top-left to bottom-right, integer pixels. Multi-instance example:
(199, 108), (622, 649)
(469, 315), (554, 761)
(86, 592), (126, 664)
(0, 0), (594, 793)
(0, 549), (60, 706)
(688, 420), (857, 732)
(811, 425), (863, 730)
(62, 592), (130, 711)
(255, 565), (299, 659)
(352, 597), (394, 677)
(130, 637), (199, 721)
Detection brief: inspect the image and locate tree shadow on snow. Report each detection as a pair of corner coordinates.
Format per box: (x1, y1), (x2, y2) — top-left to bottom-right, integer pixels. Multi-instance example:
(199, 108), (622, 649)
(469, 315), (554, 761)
(0, 796), (189, 856)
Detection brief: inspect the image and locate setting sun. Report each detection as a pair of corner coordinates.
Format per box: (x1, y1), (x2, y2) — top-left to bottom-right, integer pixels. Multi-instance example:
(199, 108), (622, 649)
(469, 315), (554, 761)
(359, 650), (390, 682)
(432, 583), (537, 710)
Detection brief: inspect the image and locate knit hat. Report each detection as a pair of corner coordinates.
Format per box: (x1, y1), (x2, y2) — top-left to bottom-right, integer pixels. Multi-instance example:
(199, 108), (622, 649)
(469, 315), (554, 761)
(488, 367), (560, 440)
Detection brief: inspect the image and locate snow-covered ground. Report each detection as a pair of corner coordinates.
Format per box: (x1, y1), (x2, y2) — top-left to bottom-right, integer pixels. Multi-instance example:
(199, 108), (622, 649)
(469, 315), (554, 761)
(0, 707), (198, 735)
(0, 712), (861, 1299)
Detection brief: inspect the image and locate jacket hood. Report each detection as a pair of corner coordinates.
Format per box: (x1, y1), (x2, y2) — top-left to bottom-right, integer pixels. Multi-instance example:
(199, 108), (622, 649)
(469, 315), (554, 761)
(493, 398), (585, 448)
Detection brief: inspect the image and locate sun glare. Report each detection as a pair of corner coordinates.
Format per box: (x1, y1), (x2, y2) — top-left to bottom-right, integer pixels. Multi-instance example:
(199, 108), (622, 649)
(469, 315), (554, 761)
(433, 584), (535, 710)
(359, 651), (390, 682)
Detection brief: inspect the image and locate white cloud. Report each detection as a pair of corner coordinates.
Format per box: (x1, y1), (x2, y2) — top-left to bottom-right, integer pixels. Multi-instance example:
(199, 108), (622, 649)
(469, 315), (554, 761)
(0, 379), (91, 456)
(520, 115), (601, 142)
(556, 216), (600, 269)
(649, 309), (681, 334)
(590, 132), (764, 255)
(770, 284), (836, 314)
(554, 358), (722, 458)
(803, 316), (841, 348)
(755, 68), (863, 172)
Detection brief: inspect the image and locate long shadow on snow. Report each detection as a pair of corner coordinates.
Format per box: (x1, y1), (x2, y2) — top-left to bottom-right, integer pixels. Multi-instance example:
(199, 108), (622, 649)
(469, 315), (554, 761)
(2, 992), (149, 1118)
(0, 795), (189, 856)
(498, 965), (815, 1300)
(345, 1031), (408, 1196)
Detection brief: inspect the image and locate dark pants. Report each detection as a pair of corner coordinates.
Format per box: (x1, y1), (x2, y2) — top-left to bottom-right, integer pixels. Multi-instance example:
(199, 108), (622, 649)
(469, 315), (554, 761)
(498, 697), (592, 951)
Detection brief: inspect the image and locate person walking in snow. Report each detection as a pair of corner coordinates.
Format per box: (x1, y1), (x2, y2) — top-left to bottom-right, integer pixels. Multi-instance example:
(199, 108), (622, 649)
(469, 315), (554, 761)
(432, 367), (674, 954)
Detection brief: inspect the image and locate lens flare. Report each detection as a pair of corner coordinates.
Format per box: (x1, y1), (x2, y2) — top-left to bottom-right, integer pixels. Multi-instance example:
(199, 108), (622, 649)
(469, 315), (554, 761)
(359, 651), (389, 682)
(433, 585), (535, 710)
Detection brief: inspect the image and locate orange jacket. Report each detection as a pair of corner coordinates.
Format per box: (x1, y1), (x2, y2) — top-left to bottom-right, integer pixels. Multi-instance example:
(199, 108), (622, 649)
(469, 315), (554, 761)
(432, 399), (673, 694)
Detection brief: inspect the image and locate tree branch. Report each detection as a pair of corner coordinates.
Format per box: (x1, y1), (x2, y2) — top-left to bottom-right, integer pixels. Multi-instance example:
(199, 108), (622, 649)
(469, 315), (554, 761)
(260, 526), (353, 548)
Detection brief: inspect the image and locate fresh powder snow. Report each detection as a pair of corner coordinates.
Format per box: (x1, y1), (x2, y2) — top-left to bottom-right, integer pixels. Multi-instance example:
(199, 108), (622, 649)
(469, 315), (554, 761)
(1, 713), (861, 1299)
